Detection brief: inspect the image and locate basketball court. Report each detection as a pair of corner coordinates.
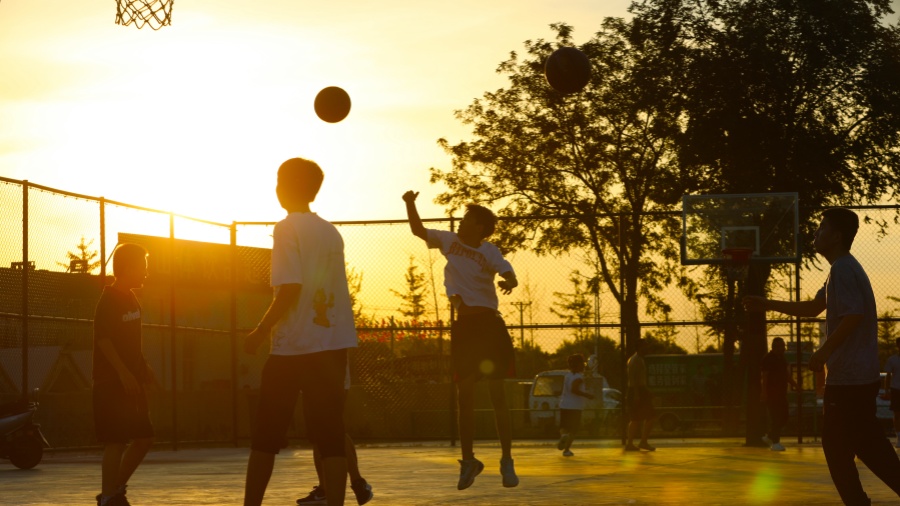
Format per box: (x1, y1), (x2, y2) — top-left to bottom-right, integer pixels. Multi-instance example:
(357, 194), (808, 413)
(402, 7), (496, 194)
(4, 439), (899, 505)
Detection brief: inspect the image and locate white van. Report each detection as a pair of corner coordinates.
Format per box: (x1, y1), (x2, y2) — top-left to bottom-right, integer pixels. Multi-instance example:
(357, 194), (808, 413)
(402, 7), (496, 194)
(528, 369), (621, 430)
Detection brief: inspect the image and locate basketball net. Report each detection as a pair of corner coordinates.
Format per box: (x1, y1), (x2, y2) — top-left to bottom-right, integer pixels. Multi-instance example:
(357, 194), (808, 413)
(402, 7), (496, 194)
(722, 247), (753, 283)
(115, 0), (173, 30)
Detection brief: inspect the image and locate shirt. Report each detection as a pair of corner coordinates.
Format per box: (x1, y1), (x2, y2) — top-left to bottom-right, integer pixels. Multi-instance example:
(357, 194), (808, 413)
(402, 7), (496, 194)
(269, 212), (357, 356)
(425, 229), (514, 310)
(885, 355), (900, 390)
(92, 285), (145, 385)
(761, 351), (789, 400)
(815, 254), (880, 386)
(559, 371), (587, 410)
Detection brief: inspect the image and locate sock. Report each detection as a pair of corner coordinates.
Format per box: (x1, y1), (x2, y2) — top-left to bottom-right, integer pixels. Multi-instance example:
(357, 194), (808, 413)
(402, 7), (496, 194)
(99, 496), (113, 506)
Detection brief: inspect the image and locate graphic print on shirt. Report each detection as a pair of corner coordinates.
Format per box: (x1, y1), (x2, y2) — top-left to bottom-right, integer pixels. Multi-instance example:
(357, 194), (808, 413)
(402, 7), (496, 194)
(447, 241), (489, 272)
(313, 288), (334, 328)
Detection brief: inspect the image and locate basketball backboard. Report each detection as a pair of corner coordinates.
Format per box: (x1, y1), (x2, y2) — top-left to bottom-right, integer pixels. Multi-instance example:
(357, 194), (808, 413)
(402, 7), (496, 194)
(681, 192), (800, 265)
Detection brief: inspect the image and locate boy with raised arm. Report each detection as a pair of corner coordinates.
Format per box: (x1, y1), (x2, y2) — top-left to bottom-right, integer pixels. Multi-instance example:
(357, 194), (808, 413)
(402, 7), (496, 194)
(744, 208), (900, 504)
(403, 190), (519, 490)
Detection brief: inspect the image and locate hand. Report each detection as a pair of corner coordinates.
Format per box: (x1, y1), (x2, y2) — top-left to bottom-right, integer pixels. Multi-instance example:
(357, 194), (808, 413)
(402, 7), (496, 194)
(118, 370), (141, 396)
(498, 278), (517, 295)
(402, 191), (419, 203)
(742, 296), (767, 312)
(244, 326), (269, 355)
(808, 348), (827, 373)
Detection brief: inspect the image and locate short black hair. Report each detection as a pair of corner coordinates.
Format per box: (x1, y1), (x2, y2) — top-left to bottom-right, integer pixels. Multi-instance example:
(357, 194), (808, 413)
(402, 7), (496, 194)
(821, 207), (859, 250)
(772, 337), (785, 347)
(464, 204), (497, 238)
(112, 243), (147, 276)
(567, 354), (585, 369)
(278, 158), (324, 203)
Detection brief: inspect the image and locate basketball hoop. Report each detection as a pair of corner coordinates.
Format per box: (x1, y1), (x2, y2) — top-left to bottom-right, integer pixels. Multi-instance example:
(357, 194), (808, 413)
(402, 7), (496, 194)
(115, 0), (173, 30)
(722, 247), (753, 283)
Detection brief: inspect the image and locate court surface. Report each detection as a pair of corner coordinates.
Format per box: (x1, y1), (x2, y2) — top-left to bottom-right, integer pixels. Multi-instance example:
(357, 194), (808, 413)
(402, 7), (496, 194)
(3, 439), (899, 505)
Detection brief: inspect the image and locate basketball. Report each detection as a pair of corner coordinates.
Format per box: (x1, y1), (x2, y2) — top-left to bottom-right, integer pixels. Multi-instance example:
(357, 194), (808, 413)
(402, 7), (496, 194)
(314, 86), (352, 123)
(544, 47), (591, 94)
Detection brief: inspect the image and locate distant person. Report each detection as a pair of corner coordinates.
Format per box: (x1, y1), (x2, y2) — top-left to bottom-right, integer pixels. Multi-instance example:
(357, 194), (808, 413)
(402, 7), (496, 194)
(92, 243), (157, 506)
(760, 337), (797, 451)
(243, 158), (357, 506)
(625, 338), (655, 452)
(403, 190), (520, 490)
(883, 337), (900, 448)
(744, 208), (900, 504)
(297, 366), (373, 505)
(557, 354), (595, 457)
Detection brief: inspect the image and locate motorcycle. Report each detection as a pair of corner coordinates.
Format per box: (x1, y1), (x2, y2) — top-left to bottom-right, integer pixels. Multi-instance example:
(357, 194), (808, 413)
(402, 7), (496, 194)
(0, 390), (49, 469)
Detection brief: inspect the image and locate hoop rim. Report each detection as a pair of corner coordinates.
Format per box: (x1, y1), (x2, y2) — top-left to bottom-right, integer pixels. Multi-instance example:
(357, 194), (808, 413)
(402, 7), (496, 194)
(721, 247), (754, 264)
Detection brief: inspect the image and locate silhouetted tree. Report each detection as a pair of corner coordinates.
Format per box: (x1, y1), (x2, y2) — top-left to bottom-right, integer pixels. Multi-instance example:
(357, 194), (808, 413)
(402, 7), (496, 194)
(58, 237), (100, 273)
(390, 255), (429, 320)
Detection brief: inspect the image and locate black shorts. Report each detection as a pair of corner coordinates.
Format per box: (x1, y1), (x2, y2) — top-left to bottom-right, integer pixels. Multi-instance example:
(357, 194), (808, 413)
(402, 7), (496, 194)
(560, 409), (582, 433)
(450, 312), (516, 382)
(92, 381), (154, 444)
(627, 387), (655, 422)
(891, 388), (900, 411)
(251, 349), (348, 457)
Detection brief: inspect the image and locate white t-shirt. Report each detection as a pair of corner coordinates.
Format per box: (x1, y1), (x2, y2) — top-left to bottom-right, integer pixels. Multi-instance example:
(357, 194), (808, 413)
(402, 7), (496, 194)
(559, 371), (587, 410)
(885, 355), (900, 390)
(269, 212), (357, 356)
(425, 229), (514, 310)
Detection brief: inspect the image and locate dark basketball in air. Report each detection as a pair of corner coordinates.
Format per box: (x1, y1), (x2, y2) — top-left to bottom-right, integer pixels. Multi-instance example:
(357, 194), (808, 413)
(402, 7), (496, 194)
(314, 86), (352, 123)
(544, 47), (591, 94)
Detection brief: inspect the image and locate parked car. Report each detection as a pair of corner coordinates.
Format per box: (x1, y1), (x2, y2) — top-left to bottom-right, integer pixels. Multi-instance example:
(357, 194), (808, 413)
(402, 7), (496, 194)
(528, 370), (621, 433)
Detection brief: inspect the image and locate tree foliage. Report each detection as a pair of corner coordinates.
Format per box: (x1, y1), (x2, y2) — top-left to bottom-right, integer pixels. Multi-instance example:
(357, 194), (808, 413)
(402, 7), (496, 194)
(390, 255), (430, 320)
(58, 237), (100, 273)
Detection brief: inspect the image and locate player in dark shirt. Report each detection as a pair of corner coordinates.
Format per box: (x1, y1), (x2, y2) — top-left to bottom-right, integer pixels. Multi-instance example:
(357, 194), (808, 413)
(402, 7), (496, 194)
(760, 337), (796, 451)
(93, 243), (157, 506)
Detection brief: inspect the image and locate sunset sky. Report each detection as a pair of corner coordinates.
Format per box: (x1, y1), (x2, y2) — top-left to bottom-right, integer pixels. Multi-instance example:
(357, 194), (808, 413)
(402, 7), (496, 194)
(0, 0), (631, 223)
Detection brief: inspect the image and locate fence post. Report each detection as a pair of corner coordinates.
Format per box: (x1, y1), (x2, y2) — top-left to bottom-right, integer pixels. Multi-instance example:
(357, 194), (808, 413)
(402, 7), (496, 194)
(794, 260), (803, 444)
(169, 213), (178, 451)
(21, 181), (29, 403)
(230, 222), (239, 447)
(618, 213), (627, 444)
(449, 216), (457, 448)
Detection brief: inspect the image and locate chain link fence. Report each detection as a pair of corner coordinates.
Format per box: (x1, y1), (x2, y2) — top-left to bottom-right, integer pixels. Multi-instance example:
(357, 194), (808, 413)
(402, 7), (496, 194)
(3, 176), (900, 448)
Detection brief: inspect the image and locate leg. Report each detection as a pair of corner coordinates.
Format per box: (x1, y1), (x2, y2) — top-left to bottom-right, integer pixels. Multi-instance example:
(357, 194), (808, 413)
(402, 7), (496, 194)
(488, 378), (512, 460)
(457, 375), (478, 460)
(627, 420), (639, 446)
(313, 444), (324, 488)
(822, 385), (870, 505)
(345, 434), (363, 482)
(852, 384), (900, 497)
(101, 443), (126, 497)
(641, 419), (653, 445)
(244, 449), (276, 506)
(322, 457), (348, 506)
(116, 437), (153, 489)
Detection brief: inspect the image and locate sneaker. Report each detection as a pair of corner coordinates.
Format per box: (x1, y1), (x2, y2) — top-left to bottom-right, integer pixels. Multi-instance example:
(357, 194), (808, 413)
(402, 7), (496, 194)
(557, 433), (569, 451)
(296, 485), (328, 505)
(624, 443), (640, 452)
(762, 435), (772, 446)
(457, 458), (484, 490)
(562, 449), (574, 457)
(500, 457), (519, 488)
(96, 489), (130, 506)
(770, 443), (786, 452)
(350, 478), (374, 505)
(638, 442), (656, 452)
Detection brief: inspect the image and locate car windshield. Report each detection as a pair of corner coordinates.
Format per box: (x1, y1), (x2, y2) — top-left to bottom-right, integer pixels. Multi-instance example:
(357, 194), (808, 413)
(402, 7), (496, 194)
(532, 375), (564, 397)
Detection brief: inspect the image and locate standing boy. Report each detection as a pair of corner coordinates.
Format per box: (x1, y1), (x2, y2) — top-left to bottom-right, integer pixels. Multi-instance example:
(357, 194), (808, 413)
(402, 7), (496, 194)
(92, 243), (156, 506)
(557, 354), (595, 457)
(883, 337), (900, 448)
(625, 338), (655, 452)
(244, 158), (357, 506)
(403, 190), (519, 490)
(744, 208), (900, 504)
(760, 337), (797, 451)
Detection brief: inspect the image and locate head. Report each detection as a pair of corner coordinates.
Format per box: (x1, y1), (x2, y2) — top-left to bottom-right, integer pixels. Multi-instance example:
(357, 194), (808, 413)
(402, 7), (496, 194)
(815, 208), (858, 256)
(567, 353), (585, 373)
(635, 338), (649, 356)
(276, 158), (324, 210)
(457, 204), (497, 242)
(771, 337), (786, 355)
(112, 243), (148, 289)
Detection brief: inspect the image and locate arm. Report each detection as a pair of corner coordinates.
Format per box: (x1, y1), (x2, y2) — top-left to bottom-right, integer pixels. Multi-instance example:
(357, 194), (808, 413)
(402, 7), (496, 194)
(571, 378), (595, 400)
(743, 296), (826, 318)
(243, 284), (302, 354)
(808, 314), (864, 372)
(497, 270), (518, 295)
(97, 339), (141, 395)
(402, 191), (427, 241)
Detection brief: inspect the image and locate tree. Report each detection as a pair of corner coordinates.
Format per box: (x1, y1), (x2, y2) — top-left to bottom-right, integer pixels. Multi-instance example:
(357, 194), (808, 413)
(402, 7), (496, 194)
(551, 271), (598, 343)
(431, 20), (692, 353)
(390, 255), (429, 320)
(346, 263), (364, 321)
(58, 237), (100, 273)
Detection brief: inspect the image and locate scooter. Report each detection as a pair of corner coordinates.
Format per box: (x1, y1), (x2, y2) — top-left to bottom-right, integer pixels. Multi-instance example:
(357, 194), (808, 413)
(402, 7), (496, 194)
(0, 390), (49, 469)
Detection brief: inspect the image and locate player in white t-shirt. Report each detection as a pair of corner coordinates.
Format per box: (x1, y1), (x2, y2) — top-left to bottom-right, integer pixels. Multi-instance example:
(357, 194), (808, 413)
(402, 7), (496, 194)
(883, 338), (900, 448)
(557, 354), (595, 457)
(403, 190), (520, 491)
(243, 158), (358, 506)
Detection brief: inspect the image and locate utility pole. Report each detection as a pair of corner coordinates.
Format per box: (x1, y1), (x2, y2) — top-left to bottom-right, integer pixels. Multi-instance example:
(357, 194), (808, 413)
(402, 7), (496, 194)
(511, 302), (531, 349)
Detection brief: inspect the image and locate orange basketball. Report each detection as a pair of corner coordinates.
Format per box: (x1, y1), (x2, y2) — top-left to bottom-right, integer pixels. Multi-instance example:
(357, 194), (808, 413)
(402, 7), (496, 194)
(544, 47), (591, 94)
(314, 86), (352, 123)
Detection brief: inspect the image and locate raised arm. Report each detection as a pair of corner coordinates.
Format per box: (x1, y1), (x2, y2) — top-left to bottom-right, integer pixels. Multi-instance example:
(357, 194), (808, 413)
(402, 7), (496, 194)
(743, 296), (826, 318)
(402, 191), (427, 241)
(498, 270), (518, 295)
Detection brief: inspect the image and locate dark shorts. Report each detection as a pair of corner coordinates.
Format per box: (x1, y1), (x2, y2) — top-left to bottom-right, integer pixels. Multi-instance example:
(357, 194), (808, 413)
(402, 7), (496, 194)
(891, 389), (900, 412)
(92, 381), (154, 444)
(560, 409), (582, 433)
(450, 312), (516, 383)
(627, 387), (655, 422)
(251, 349), (348, 457)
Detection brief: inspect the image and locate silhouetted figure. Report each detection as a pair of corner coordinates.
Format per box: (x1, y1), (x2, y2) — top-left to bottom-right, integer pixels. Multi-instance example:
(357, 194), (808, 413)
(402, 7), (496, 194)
(760, 337), (796, 451)
(625, 338), (655, 452)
